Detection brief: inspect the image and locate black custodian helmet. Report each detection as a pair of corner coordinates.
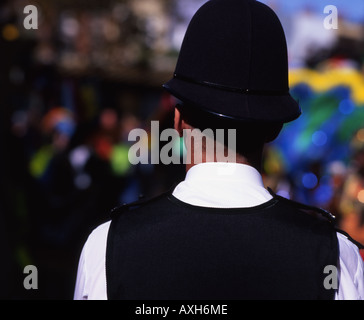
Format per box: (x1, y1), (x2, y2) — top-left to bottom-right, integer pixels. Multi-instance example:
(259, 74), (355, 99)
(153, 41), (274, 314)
(163, 0), (301, 123)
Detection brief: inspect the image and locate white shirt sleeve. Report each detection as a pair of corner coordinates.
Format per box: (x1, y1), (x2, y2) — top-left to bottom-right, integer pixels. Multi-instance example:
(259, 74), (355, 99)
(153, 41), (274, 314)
(336, 233), (364, 300)
(73, 242), (88, 300)
(73, 221), (111, 300)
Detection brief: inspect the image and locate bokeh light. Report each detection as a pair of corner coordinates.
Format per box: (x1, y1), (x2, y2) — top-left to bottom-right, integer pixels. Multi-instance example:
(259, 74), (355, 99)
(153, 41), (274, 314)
(302, 172), (319, 189)
(357, 190), (364, 204)
(312, 131), (328, 147)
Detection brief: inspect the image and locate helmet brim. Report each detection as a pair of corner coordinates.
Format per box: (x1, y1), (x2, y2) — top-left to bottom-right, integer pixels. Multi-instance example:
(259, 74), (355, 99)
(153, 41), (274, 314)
(163, 77), (301, 123)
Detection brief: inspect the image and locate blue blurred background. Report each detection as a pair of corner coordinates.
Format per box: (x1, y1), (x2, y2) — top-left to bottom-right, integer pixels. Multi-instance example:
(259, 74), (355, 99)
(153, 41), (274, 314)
(0, 0), (363, 299)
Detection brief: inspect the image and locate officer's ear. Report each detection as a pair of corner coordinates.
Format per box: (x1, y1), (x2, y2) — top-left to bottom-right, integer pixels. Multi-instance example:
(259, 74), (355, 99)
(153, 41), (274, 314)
(175, 106), (193, 137)
(174, 107), (183, 137)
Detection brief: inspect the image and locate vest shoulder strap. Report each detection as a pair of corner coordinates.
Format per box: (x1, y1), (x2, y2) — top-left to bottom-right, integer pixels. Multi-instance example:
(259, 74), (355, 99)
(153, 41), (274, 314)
(268, 188), (364, 250)
(268, 188), (336, 223)
(109, 190), (170, 219)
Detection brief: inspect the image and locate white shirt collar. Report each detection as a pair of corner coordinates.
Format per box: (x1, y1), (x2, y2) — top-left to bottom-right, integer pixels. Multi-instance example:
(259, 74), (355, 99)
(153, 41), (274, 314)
(173, 162), (273, 208)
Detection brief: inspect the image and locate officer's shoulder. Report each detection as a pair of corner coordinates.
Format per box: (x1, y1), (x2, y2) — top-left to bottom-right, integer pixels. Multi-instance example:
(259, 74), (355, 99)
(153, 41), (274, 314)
(268, 188), (336, 224)
(110, 191), (169, 219)
(269, 189), (364, 249)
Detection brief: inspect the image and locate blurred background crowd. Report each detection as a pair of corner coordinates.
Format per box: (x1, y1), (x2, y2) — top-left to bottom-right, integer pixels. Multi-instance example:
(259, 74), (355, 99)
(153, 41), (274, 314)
(0, 0), (364, 299)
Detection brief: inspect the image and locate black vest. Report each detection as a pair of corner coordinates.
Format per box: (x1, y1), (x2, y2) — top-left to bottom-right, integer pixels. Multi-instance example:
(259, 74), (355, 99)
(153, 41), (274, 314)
(106, 190), (341, 300)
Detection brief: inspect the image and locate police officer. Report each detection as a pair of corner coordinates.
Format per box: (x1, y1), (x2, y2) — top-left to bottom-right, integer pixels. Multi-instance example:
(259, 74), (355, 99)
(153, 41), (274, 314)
(74, 0), (364, 300)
